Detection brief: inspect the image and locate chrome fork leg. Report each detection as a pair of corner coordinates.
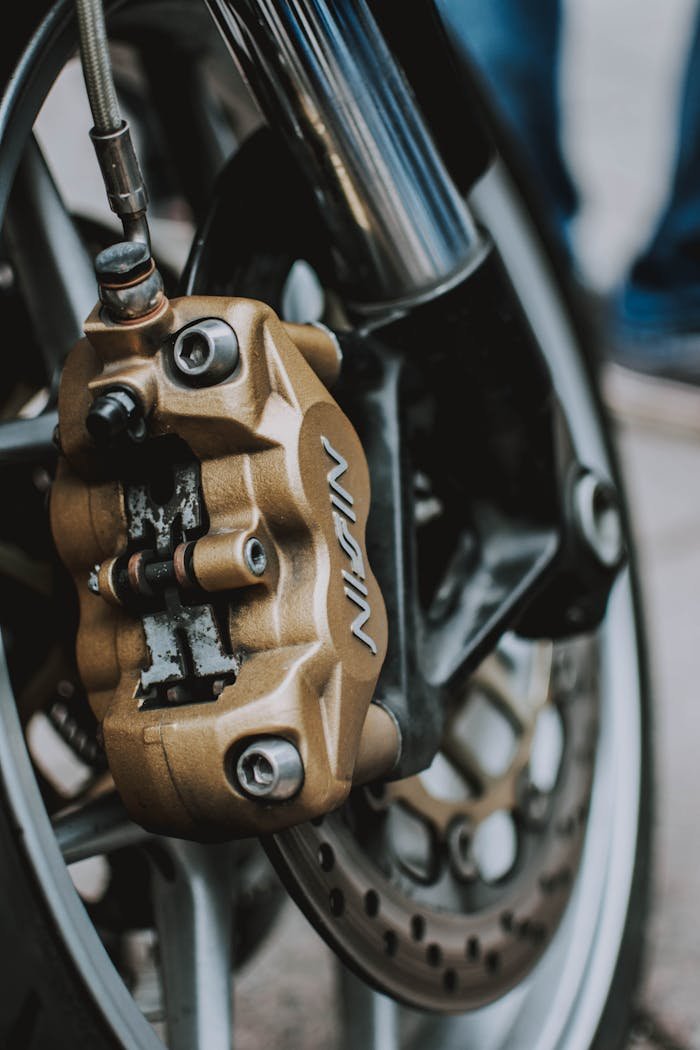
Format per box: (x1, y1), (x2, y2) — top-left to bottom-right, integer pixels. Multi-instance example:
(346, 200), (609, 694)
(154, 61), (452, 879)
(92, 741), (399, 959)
(204, 0), (486, 315)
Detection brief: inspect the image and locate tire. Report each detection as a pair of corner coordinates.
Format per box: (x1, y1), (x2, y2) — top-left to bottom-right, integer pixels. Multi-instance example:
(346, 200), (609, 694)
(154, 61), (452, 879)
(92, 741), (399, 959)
(0, 2), (652, 1048)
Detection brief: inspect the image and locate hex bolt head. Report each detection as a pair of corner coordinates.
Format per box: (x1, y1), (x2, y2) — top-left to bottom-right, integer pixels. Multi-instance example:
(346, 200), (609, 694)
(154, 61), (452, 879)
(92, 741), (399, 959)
(235, 738), (304, 801)
(572, 471), (625, 569)
(173, 319), (239, 387)
(86, 388), (144, 445)
(244, 537), (267, 577)
(95, 241), (152, 285)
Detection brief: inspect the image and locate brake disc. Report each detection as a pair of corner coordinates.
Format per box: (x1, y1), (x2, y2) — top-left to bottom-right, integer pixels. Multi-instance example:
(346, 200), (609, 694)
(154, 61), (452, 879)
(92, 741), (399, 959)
(268, 633), (599, 1012)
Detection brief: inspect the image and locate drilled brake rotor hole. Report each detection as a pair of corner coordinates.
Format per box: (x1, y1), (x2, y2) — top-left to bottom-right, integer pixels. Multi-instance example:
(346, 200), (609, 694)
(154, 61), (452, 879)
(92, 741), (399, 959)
(364, 889), (380, 917)
(318, 843), (334, 872)
(329, 888), (344, 916)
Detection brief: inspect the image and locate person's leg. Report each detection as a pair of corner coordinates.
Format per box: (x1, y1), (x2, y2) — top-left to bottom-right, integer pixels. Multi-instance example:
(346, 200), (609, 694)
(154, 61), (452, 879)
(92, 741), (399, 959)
(618, 9), (700, 354)
(439, 0), (577, 242)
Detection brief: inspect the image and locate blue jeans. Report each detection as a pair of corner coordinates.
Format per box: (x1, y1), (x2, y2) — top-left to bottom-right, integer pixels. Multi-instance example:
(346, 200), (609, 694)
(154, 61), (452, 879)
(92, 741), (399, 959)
(440, 0), (700, 345)
(438, 0), (577, 247)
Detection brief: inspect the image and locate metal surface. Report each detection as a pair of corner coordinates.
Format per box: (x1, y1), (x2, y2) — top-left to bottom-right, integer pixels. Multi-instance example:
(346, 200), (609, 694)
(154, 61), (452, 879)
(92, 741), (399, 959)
(75, 0), (151, 245)
(205, 0), (486, 312)
(4, 136), (96, 372)
(269, 633), (597, 1012)
(0, 412), (58, 464)
(150, 840), (235, 1050)
(0, 6), (647, 1037)
(90, 124), (149, 224)
(0, 3), (647, 1045)
(236, 737), (304, 800)
(75, 0), (121, 133)
(53, 790), (151, 864)
(173, 318), (239, 386)
(95, 241), (151, 283)
(573, 470), (624, 570)
(51, 294), (394, 837)
(98, 262), (165, 321)
(244, 537), (267, 576)
(334, 247), (615, 780)
(379, 638), (554, 832)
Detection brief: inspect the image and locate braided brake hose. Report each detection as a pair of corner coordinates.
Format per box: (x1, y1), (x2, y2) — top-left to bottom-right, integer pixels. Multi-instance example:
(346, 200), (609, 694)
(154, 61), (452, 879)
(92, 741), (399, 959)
(74, 0), (151, 246)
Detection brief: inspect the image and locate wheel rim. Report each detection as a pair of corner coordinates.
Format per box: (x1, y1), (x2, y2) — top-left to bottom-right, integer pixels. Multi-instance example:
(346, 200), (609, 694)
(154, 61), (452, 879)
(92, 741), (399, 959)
(0, 2), (645, 1045)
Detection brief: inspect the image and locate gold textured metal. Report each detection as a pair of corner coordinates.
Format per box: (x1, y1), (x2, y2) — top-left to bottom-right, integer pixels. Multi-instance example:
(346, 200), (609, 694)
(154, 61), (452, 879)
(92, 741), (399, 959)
(51, 295), (394, 839)
(191, 530), (265, 592)
(374, 641), (553, 832)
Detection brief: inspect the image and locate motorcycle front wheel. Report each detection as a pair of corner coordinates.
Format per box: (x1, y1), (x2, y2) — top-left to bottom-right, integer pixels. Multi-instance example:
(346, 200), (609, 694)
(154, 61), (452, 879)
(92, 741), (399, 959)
(0, 3), (651, 1049)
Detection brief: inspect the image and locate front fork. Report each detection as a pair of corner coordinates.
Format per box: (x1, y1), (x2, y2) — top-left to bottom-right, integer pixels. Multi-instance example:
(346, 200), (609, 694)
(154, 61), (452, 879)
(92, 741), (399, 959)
(202, 0), (625, 776)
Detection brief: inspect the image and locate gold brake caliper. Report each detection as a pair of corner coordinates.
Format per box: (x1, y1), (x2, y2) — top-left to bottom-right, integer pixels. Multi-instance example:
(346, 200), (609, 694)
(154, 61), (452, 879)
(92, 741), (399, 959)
(50, 285), (395, 839)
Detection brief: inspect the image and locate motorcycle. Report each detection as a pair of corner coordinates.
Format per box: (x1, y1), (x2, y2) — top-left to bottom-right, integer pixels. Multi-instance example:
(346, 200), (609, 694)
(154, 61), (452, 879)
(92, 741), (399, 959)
(0, 0), (651, 1047)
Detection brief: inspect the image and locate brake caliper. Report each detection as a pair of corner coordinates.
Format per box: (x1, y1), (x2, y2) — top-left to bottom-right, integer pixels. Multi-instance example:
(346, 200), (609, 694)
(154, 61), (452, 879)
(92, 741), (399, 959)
(50, 279), (394, 838)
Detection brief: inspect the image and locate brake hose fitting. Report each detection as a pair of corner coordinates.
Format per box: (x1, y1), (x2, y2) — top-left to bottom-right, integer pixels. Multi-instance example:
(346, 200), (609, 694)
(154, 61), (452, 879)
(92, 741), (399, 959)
(75, 0), (151, 250)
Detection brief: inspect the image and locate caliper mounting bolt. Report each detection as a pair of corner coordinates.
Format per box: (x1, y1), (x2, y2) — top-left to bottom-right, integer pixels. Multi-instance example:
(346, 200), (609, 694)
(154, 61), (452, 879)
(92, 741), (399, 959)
(572, 470), (625, 569)
(173, 319), (239, 387)
(235, 738), (304, 801)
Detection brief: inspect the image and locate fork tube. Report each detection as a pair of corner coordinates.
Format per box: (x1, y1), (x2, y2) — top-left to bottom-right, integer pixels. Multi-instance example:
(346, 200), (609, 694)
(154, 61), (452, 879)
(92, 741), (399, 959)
(205, 0), (487, 314)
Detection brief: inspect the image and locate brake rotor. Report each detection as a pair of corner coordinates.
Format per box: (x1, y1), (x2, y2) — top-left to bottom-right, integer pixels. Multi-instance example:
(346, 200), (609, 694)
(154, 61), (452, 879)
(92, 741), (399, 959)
(267, 633), (599, 1012)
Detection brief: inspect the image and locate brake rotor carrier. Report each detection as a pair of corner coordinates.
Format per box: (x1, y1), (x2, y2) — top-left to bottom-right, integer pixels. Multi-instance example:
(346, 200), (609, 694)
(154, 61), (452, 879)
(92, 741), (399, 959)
(269, 635), (599, 1012)
(50, 293), (397, 838)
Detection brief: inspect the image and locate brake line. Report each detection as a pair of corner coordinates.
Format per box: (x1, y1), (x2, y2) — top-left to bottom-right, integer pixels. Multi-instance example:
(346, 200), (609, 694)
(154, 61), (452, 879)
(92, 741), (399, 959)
(74, 0), (151, 248)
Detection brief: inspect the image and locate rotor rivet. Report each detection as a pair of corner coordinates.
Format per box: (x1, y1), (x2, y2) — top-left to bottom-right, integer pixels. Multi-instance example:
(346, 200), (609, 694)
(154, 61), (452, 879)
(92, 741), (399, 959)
(517, 770), (550, 827)
(572, 470), (624, 569)
(234, 737), (304, 801)
(447, 817), (478, 882)
(173, 319), (239, 387)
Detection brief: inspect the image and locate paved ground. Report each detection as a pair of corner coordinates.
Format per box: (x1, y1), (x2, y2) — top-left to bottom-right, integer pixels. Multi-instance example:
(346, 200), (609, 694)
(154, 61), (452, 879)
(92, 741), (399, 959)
(562, 3), (700, 1046)
(617, 423), (700, 1050)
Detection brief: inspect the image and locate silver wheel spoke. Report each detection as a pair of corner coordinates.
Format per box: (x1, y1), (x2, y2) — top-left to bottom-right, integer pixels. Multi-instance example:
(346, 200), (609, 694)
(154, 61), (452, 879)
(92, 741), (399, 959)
(151, 841), (235, 1050)
(5, 135), (97, 372)
(0, 412), (58, 465)
(340, 967), (400, 1050)
(52, 791), (151, 863)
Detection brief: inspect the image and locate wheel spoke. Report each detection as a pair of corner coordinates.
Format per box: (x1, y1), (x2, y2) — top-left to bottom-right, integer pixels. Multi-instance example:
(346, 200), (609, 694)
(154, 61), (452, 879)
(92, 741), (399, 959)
(0, 412), (58, 464)
(4, 136), (97, 374)
(52, 791), (151, 863)
(339, 967), (400, 1050)
(150, 840), (235, 1050)
(423, 524), (557, 689)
